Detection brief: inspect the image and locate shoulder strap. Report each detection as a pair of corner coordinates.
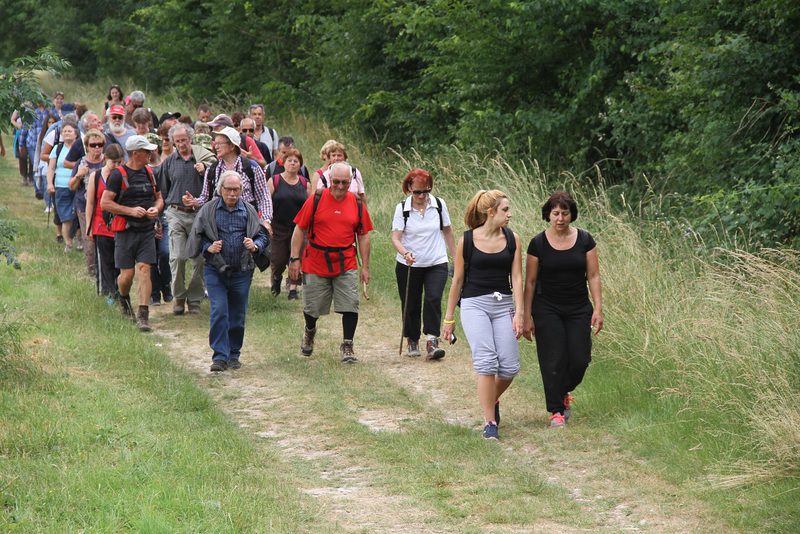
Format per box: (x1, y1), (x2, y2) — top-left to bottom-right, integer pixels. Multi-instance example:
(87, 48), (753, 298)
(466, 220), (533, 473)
(401, 198), (411, 229)
(273, 174), (280, 189)
(241, 158), (256, 194)
(462, 230), (474, 285)
(117, 165), (130, 191)
(308, 188), (325, 241)
(55, 142), (65, 161)
(355, 195), (364, 235)
(503, 226), (516, 257)
(432, 195), (443, 231)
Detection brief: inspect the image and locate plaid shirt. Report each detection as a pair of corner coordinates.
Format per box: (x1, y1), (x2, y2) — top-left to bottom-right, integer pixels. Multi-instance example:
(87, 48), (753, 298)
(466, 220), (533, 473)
(22, 106), (56, 151)
(198, 157), (273, 221)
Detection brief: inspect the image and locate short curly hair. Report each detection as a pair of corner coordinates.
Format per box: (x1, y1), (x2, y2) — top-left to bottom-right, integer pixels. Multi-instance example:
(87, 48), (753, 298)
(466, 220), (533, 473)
(541, 191), (578, 222)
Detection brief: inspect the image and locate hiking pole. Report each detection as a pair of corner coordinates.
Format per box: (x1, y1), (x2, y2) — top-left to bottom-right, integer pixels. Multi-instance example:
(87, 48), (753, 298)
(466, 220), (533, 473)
(46, 192), (52, 227)
(399, 261), (412, 356)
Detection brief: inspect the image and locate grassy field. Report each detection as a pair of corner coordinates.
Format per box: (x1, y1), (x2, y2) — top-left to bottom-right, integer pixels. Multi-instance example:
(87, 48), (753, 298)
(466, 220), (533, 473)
(1, 75), (799, 532)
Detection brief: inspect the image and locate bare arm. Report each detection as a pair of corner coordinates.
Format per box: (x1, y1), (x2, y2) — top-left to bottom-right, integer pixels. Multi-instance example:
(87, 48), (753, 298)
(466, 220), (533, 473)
(357, 232), (370, 284)
(84, 171), (97, 239)
(442, 225), (456, 262)
(522, 254), (539, 341)
(586, 247), (603, 334)
(40, 142), (53, 163)
(510, 233), (524, 339)
(288, 224), (308, 282)
(442, 236), (465, 341)
(391, 229), (415, 265)
(46, 157), (57, 194)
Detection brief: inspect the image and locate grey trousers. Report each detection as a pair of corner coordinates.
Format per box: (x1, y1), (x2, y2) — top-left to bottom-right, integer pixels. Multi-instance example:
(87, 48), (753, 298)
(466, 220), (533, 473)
(165, 206), (205, 305)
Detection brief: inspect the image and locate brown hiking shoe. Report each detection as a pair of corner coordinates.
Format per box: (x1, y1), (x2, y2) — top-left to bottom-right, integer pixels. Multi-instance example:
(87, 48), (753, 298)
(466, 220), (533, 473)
(339, 339), (357, 364)
(119, 295), (134, 318)
(137, 306), (152, 332)
(300, 327), (316, 356)
(173, 298), (186, 315)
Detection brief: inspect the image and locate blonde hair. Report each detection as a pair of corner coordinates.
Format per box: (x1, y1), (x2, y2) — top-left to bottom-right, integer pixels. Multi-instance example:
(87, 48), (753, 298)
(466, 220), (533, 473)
(464, 190), (508, 229)
(83, 128), (105, 145)
(320, 139), (347, 160)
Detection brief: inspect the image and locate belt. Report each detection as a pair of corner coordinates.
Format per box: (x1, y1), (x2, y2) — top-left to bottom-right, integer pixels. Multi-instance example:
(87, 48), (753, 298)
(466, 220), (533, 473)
(170, 204), (196, 213)
(309, 241), (354, 274)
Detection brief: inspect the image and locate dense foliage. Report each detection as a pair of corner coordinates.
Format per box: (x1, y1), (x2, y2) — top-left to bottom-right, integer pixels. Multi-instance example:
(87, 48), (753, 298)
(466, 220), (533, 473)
(3, 0), (800, 245)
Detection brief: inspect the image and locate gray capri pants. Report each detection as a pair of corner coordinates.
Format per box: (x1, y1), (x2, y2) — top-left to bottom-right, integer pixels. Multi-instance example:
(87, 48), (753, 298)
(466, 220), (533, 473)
(460, 293), (521, 380)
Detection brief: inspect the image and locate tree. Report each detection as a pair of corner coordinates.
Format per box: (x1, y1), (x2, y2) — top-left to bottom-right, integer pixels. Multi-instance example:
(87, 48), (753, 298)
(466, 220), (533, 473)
(0, 46), (71, 131)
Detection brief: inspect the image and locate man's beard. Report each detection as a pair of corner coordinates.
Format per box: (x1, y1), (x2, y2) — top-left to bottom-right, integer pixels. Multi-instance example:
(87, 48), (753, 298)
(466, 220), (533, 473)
(109, 122), (125, 134)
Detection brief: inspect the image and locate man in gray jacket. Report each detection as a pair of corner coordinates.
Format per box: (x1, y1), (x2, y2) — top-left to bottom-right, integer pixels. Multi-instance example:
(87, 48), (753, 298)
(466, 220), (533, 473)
(186, 171), (270, 372)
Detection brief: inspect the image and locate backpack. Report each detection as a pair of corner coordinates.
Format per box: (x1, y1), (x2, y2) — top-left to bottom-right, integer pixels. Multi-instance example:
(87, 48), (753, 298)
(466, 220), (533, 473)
(307, 188), (364, 274)
(462, 226), (516, 288)
(272, 173), (308, 191)
(398, 195), (444, 231)
(102, 165), (157, 233)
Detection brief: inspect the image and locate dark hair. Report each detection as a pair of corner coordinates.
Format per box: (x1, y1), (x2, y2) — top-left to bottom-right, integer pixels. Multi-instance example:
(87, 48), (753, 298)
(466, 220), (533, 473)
(178, 115), (192, 124)
(37, 113), (59, 147)
(231, 111), (245, 128)
(278, 135), (295, 148)
(541, 191), (578, 222)
(104, 143), (124, 161)
(282, 148), (303, 167)
(197, 104), (211, 113)
(402, 168), (433, 194)
(107, 85), (124, 102)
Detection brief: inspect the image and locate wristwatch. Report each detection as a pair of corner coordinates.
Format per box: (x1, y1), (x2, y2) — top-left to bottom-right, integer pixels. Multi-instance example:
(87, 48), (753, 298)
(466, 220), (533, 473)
(289, 257), (300, 263)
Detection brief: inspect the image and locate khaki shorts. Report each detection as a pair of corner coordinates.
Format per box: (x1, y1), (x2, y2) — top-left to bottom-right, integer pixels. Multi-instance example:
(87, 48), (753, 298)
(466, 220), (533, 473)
(302, 270), (359, 317)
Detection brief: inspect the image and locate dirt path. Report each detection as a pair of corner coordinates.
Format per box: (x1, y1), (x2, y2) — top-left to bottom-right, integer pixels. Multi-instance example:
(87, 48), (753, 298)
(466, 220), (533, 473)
(147, 295), (725, 533)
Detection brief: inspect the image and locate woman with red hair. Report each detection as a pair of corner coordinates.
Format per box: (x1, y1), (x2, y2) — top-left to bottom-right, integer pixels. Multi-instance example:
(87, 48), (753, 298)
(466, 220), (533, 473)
(391, 168), (456, 359)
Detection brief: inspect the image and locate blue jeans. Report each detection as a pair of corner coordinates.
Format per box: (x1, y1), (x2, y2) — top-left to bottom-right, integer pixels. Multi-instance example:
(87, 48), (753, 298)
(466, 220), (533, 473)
(204, 266), (253, 363)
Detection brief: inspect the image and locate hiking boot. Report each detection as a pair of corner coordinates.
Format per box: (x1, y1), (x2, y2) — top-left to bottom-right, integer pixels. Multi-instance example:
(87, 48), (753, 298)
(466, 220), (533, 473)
(210, 360), (227, 372)
(301, 326), (316, 356)
(271, 276), (281, 296)
(288, 289), (299, 300)
(137, 306), (152, 332)
(564, 392), (574, 420)
(149, 296), (162, 306)
(119, 295), (134, 318)
(407, 340), (421, 357)
(426, 337), (446, 360)
(495, 400), (500, 426)
(173, 298), (185, 315)
(35, 191), (43, 200)
(55, 234), (63, 242)
(227, 359), (242, 370)
(482, 422), (499, 440)
(187, 304), (201, 315)
(339, 339), (357, 363)
(162, 287), (173, 303)
(549, 412), (566, 428)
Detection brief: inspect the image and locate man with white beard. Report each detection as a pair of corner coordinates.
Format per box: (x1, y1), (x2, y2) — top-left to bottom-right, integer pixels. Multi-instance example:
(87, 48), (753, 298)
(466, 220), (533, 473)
(105, 105), (136, 161)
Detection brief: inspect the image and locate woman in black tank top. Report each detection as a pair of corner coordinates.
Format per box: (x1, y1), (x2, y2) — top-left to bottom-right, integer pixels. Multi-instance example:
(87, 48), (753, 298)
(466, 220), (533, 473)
(522, 191), (603, 428)
(443, 190), (524, 441)
(267, 148), (310, 299)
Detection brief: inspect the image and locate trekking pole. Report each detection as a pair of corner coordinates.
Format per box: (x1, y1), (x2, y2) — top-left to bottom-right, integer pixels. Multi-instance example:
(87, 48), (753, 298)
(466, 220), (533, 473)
(399, 261), (411, 356)
(47, 192), (52, 227)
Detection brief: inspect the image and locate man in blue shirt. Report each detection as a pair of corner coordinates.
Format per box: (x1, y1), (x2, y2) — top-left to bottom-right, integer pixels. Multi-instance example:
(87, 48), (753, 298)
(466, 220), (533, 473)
(186, 171), (269, 372)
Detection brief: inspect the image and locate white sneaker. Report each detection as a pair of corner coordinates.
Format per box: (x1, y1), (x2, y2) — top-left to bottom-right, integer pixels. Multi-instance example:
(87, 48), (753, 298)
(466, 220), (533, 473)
(44, 206), (52, 213)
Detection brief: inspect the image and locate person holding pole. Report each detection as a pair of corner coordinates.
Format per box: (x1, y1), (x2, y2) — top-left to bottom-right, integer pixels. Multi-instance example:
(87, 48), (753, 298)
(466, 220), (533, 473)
(391, 168), (456, 359)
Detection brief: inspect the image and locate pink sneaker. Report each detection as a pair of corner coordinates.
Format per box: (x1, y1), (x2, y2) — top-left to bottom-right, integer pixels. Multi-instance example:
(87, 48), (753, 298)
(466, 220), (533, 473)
(564, 392), (574, 420)
(549, 413), (566, 428)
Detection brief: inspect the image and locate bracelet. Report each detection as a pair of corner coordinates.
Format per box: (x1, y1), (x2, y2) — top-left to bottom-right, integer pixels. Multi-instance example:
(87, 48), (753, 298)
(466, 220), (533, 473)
(443, 319), (455, 324)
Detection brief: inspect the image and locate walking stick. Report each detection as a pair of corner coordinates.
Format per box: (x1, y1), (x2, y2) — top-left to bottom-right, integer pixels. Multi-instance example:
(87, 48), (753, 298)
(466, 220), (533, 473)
(46, 192), (52, 227)
(399, 262), (412, 355)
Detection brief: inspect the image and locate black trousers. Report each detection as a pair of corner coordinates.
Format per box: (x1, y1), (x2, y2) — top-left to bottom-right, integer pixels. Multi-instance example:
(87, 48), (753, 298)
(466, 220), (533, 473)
(395, 261), (448, 340)
(532, 296), (593, 414)
(95, 234), (119, 297)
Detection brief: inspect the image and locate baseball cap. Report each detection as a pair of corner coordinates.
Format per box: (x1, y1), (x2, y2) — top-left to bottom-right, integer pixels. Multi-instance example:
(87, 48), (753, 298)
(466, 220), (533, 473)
(126, 134), (158, 152)
(61, 102), (76, 114)
(109, 105), (126, 116)
(159, 111), (182, 124)
(213, 127), (241, 148)
(209, 114), (234, 128)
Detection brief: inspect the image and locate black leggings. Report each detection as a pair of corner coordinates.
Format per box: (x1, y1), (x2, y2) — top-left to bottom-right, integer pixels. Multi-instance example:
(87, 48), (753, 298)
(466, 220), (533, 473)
(532, 297), (593, 414)
(395, 261), (448, 340)
(304, 311), (358, 340)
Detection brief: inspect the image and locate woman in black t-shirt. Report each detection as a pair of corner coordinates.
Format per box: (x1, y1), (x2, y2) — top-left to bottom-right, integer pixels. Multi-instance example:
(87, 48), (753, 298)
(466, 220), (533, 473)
(523, 191), (603, 428)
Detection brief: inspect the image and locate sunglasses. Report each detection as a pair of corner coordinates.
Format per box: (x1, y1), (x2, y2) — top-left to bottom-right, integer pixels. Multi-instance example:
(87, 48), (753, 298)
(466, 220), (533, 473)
(88, 142), (105, 148)
(110, 115), (124, 120)
(241, 128), (254, 133)
(412, 189), (431, 196)
(331, 179), (351, 186)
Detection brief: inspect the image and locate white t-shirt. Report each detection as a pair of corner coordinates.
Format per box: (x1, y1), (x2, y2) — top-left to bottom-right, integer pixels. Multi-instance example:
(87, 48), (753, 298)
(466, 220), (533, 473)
(391, 195), (451, 267)
(319, 166), (365, 196)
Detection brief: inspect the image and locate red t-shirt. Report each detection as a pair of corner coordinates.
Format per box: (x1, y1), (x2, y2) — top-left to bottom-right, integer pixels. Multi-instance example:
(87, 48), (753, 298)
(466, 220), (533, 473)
(294, 189), (373, 276)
